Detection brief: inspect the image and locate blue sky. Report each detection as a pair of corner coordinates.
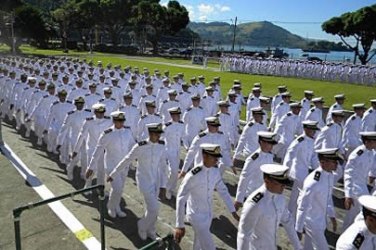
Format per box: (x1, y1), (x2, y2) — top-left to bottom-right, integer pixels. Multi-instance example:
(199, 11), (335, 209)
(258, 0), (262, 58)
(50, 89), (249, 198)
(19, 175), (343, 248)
(163, 0), (375, 43)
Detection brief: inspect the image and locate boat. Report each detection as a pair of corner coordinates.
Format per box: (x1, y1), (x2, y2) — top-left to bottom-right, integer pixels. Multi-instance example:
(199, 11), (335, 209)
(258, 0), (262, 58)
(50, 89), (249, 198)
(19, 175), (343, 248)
(302, 48), (330, 53)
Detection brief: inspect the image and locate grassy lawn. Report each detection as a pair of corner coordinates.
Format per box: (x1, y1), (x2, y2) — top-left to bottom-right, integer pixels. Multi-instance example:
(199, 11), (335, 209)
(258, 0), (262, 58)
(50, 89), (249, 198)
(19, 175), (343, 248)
(2, 44), (375, 119)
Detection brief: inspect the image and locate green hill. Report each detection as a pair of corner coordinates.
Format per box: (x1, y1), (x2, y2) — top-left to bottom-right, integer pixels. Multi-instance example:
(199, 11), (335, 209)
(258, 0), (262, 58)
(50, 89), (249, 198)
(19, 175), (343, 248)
(188, 21), (307, 48)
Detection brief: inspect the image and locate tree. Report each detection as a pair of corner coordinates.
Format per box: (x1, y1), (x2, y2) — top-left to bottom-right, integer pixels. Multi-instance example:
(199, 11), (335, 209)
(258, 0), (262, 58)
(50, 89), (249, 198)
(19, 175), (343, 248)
(97, 0), (133, 46)
(322, 5), (376, 65)
(15, 4), (51, 48)
(132, 0), (189, 54)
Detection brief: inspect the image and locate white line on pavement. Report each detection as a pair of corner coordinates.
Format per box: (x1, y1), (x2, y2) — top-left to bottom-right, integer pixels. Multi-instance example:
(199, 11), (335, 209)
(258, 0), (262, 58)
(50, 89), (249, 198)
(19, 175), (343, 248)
(0, 143), (102, 250)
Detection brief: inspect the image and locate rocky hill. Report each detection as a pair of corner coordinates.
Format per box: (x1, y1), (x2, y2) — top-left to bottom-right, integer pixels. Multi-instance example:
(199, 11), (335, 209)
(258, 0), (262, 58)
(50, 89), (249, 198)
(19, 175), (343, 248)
(188, 21), (307, 48)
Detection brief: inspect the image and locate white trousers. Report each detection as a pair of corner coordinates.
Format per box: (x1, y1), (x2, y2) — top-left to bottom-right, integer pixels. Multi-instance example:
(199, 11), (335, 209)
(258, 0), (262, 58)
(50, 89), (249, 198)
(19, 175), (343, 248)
(138, 188), (159, 234)
(188, 214), (215, 250)
(303, 225), (329, 250)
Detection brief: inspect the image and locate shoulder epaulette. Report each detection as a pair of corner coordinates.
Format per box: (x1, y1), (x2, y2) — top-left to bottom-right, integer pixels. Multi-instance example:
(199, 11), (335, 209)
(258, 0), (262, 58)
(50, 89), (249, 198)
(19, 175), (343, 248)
(71, 87), (76, 91)
(287, 112), (292, 116)
(187, 107), (192, 111)
(248, 122), (254, 127)
(215, 113), (220, 117)
(279, 102), (284, 106)
(67, 110), (75, 115)
(327, 122), (334, 127)
(43, 95), (49, 98)
(357, 149), (364, 156)
(198, 106), (203, 109)
(86, 117), (94, 121)
(85, 93), (90, 96)
(163, 100), (168, 104)
(351, 115), (356, 120)
(132, 104), (137, 108)
(141, 115), (147, 119)
(314, 171), (321, 181)
(104, 128), (113, 134)
(52, 101), (59, 105)
(217, 131), (223, 134)
(297, 136), (304, 143)
(191, 166), (202, 175)
(352, 233), (364, 249)
(178, 120), (183, 124)
(104, 116), (110, 119)
(152, 94), (156, 97)
(310, 108), (315, 112)
(99, 98), (104, 102)
(250, 97), (254, 101)
(111, 98), (116, 101)
(251, 192), (263, 203)
(199, 132), (207, 137)
(138, 140), (147, 146)
(179, 92), (183, 95)
(370, 110), (373, 113)
(24, 87), (29, 90)
(33, 90), (39, 93)
(154, 113), (160, 117)
(141, 95), (146, 98)
(123, 126), (130, 129)
(165, 122), (172, 127)
(174, 100), (179, 102)
(66, 100), (72, 103)
(203, 96), (207, 99)
(251, 152), (259, 160)
(158, 140), (165, 145)
(303, 99), (306, 102)
(96, 93), (101, 96)
(84, 109), (91, 112)
(333, 104), (337, 108)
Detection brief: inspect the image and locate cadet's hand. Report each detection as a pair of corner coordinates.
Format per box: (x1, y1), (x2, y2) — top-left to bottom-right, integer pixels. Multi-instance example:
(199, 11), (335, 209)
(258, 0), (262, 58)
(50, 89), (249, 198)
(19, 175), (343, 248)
(106, 176), (113, 182)
(159, 188), (167, 201)
(231, 166), (237, 175)
(232, 211), (240, 221)
(86, 169), (94, 179)
(344, 197), (353, 210)
(178, 171), (186, 179)
(234, 201), (243, 211)
(174, 227), (185, 243)
(330, 217), (337, 232)
(71, 152), (78, 159)
(297, 232), (303, 241)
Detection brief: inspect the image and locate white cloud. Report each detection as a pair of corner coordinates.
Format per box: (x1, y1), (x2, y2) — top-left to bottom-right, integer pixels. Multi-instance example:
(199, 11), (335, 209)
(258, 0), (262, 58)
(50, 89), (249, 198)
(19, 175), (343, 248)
(160, 1), (168, 7)
(199, 15), (208, 21)
(198, 3), (215, 15)
(185, 4), (195, 20)
(183, 3), (232, 22)
(219, 5), (231, 12)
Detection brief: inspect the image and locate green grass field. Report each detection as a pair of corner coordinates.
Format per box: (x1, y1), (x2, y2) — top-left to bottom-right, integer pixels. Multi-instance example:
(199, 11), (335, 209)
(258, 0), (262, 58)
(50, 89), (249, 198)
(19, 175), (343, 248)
(2, 44), (375, 119)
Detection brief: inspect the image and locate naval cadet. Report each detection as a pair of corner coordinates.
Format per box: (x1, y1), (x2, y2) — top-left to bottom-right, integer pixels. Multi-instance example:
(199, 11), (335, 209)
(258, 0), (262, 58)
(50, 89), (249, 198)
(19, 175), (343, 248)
(175, 143), (239, 250)
(295, 148), (345, 250)
(237, 164), (301, 250)
(342, 131), (376, 231)
(336, 195), (376, 250)
(87, 111), (135, 218)
(108, 123), (168, 241)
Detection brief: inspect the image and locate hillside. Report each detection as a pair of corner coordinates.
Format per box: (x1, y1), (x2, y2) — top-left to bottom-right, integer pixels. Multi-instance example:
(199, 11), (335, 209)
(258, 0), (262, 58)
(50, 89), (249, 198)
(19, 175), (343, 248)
(188, 21), (307, 48)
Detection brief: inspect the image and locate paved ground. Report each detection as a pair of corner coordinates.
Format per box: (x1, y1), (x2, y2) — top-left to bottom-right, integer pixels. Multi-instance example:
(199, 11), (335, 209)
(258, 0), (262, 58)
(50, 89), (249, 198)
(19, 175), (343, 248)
(1, 117), (346, 250)
(0, 153), (85, 250)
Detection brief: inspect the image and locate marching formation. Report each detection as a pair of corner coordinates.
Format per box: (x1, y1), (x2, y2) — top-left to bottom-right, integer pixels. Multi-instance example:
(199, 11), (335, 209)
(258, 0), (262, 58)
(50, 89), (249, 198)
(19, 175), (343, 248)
(1, 55), (376, 250)
(221, 55), (376, 85)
